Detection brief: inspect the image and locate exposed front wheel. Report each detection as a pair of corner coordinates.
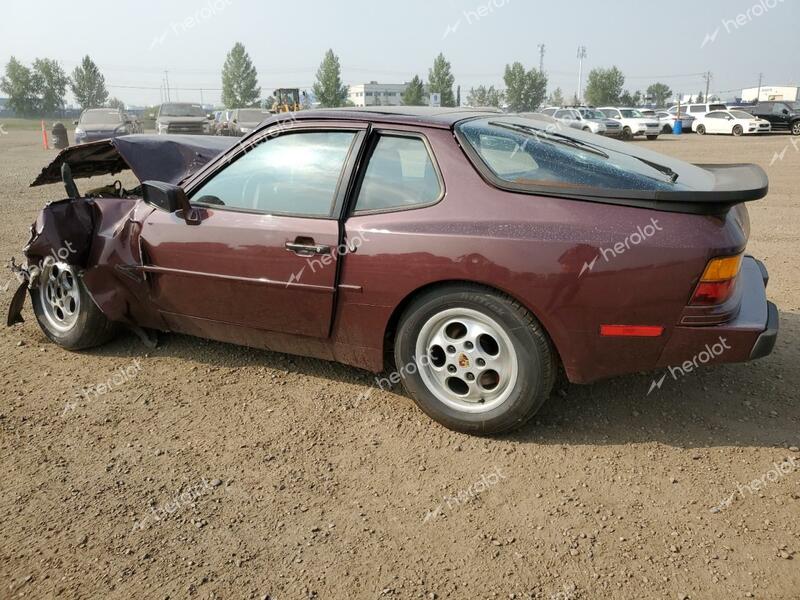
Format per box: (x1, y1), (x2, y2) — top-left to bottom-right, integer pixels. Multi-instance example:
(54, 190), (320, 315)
(394, 285), (556, 434)
(621, 127), (633, 141)
(31, 261), (118, 350)
(696, 124), (706, 135)
(791, 121), (800, 135)
(662, 125), (673, 134)
(732, 125), (744, 137)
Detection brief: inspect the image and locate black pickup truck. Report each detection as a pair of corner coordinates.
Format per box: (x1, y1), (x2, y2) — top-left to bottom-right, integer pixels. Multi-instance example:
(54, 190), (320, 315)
(741, 101), (800, 135)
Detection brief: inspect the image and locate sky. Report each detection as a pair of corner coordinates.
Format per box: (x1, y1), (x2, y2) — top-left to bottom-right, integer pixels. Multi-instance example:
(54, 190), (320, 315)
(1, 0), (798, 107)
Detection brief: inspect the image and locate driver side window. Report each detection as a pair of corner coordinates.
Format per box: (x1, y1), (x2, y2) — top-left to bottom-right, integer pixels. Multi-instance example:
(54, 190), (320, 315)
(191, 131), (356, 216)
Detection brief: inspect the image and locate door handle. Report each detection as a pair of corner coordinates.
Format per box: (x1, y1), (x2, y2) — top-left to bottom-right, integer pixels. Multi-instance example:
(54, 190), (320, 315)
(284, 241), (332, 256)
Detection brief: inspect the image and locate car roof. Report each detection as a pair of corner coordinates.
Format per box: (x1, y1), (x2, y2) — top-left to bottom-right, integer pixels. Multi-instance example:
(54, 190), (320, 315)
(259, 106), (504, 130)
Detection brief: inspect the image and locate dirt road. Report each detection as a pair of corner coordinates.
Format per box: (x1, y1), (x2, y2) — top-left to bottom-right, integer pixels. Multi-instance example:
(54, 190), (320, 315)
(1, 129), (798, 600)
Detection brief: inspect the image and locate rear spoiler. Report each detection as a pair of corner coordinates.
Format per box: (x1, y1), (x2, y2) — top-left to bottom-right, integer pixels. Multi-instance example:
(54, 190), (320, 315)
(539, 163), (768, 215)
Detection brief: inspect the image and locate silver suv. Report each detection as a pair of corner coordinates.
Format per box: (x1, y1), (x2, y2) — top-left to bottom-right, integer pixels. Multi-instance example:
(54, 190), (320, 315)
(540, 107), (607, 135)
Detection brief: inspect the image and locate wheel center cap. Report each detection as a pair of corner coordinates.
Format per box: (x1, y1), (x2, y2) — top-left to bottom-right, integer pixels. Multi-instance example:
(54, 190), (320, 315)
(458, 353), (470, 368)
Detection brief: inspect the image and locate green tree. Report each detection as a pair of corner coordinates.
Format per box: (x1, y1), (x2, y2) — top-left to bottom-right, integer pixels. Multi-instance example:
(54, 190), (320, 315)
(584, 66), (625, 107)
(503, 62), (547, 112)
(465, 85), (504, 108)
(427, 53), (456, 107)
(70, 56), (108, 109)
(646, 82), (672, 107)
(312, 49), (348, 108)
(31, 58), (69, 115)
(547, 87), (565, 107)
(1, 57), (38, 116)
(107, 97), (126, 110)
(619, 90), (642, 106)
(401, 75), (426, 106)
(221, 43), (260, 107)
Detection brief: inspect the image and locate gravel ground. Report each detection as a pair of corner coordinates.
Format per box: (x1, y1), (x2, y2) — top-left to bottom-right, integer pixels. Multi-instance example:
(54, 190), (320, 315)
(1, 128), (798, 600)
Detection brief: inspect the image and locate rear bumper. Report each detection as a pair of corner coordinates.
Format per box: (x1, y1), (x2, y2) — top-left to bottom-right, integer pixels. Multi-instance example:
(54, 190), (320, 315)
(655, 257), (778, 368)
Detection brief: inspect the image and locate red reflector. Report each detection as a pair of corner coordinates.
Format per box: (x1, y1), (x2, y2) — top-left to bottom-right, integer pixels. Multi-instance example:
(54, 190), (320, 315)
(600, 325), (664, 337)
(690, 279), (735, 306)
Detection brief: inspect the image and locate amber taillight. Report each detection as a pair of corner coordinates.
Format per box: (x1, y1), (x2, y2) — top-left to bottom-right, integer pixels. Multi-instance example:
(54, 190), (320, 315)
(689, 254), (743, 306)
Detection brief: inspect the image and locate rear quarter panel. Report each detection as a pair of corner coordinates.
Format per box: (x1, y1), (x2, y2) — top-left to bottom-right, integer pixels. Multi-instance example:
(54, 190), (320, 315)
(335, 126), (748, 383)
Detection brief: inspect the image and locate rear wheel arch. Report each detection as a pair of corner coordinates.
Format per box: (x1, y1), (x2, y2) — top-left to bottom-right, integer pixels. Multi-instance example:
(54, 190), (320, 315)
(382, 280), (563, 372)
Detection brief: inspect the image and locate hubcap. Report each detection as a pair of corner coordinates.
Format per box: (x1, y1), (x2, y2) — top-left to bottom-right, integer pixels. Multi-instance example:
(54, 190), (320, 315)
(415, 308), (519, 413)
(38, 260), (81, 333)
(793, 123), (800, 135)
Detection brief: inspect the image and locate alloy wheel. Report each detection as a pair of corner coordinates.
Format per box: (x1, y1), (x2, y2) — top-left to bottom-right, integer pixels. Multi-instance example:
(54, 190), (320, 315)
(415, 308), (520, 414)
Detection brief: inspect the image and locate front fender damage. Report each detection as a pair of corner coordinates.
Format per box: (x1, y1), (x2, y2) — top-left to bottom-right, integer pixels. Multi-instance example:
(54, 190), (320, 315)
(6, 196), (165, 341)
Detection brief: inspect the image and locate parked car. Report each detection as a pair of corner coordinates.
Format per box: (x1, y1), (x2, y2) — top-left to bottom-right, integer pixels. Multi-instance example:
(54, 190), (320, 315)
(740, 101), (800, 135)
(549, 108), (607, 135)
(73, 108), (138, 144)
(155, 102), (213, 135)
(9, 109), (777, 435)
(693, 110), (772, 136)
(667, 103), (728, 121)
(577, 107), (623, 138)
(229, 108), (273, 136)
(598, 107), (661, 140)
(655, 110), (695, 134)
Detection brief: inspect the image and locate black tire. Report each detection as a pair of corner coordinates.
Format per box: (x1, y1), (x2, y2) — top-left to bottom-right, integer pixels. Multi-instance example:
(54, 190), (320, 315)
(732, 125), (744, 137)
(662, 125), (673, 134)
(393, 284), (556, 435)
(646, 135), (659, 140)
(31, 262), (118, 350)
(621, 126), (633, 141)
(791, 121), (800, 136)
(696, 124), (706, 135)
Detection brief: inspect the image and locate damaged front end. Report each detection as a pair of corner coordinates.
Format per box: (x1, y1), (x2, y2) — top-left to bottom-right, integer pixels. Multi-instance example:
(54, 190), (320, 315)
(6, 134), (235, 333)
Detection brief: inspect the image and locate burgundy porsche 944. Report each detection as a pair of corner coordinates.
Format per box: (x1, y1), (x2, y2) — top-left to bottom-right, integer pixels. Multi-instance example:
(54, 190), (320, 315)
(7, 107), (778, 434)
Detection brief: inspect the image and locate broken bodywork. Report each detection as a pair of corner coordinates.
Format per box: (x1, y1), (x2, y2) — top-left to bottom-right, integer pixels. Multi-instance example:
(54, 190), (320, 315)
(8, 134), (236, 331)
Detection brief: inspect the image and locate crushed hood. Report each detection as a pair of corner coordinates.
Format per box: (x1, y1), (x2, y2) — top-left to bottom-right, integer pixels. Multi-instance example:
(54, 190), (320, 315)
(30, 135), (237, 188)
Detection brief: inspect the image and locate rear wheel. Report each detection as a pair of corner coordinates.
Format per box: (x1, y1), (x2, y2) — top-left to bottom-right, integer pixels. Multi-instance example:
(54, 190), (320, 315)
(732, 125), (744, 137)
(662, 124), (673, 134)
(31, 260), (118, 350)
(696, 124), (706, 135)
(394, 285), (556, 435)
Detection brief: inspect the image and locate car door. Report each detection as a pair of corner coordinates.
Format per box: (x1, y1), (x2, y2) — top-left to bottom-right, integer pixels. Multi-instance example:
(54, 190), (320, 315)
(703, 111), (725, 134)
(139, 122), (367, 339)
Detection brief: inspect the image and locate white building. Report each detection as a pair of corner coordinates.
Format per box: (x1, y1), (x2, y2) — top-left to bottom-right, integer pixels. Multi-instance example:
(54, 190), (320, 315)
(348, 82), (408, 107)
(741, 85), (799, 102)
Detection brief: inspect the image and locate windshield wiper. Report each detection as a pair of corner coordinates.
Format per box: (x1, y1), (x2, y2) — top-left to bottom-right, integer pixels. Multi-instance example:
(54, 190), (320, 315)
(632, 156), (679, 183)
(489, 122), (610, 159)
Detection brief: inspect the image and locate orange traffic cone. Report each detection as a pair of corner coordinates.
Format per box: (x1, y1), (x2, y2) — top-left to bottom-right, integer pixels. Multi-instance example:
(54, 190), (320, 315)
(41, 120), (49, 150)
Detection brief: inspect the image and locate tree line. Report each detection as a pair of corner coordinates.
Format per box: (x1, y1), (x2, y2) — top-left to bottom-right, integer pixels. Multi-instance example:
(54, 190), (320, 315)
(1, 46), (683, 118)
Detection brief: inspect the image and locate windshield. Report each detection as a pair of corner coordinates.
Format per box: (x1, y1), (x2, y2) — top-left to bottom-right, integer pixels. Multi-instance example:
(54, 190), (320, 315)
(620, 109), (644, 118)
(238, 109), (269, 122)
(80, 110), (122, 125)
(160, 103), (205, 117)
(580, 109), (606, 120)
(457, 117), (691, 192)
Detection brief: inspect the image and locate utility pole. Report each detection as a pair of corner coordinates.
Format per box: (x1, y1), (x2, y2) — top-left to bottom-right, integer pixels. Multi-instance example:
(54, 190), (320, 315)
(756, 72), (763, 102)
(703, 71), (712, 101)
(164, 70), (171, 102)
(577, 46), (587, 103)
(537, 44), (546, 73)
